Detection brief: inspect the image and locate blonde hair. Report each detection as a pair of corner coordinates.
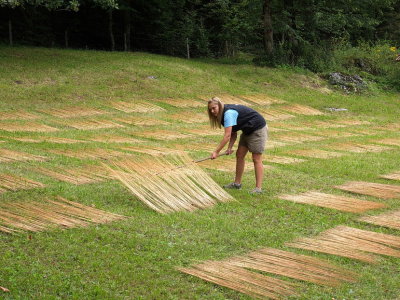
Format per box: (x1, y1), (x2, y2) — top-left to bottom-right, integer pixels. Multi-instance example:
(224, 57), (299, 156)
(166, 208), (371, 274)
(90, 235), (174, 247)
(207, 97), (224, 129)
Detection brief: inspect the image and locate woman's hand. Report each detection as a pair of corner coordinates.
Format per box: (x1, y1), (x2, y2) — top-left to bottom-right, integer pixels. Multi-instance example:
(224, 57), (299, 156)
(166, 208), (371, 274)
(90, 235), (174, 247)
(225, 148), (234, 155)
(211, 151), (219, 159)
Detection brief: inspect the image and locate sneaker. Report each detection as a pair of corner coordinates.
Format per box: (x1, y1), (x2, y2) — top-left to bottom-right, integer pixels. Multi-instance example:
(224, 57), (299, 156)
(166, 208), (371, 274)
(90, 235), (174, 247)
(223, 182), (242, 189)
(249, 187), (263, 194)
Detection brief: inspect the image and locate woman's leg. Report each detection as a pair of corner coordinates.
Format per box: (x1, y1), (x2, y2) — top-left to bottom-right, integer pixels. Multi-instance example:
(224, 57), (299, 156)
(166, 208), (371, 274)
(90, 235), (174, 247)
(234, 145), (248, 184)
(252, 153), (263, 189)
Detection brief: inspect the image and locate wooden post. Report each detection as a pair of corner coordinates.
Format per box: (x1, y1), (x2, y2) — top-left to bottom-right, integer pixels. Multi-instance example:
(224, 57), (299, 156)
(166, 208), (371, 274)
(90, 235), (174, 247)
(186, 38), (190, 59)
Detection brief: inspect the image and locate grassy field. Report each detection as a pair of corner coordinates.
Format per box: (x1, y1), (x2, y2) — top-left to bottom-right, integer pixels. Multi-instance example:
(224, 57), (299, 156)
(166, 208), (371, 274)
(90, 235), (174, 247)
(0, 45), (400, 299)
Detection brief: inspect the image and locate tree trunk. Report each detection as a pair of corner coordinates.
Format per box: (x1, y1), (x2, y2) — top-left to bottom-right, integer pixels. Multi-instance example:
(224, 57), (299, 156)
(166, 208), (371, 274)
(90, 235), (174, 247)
(263, 0), (273, 54)
(108, 10), (115, 51)
(8, 17), (13, 46)
(123, 7), (131, 51)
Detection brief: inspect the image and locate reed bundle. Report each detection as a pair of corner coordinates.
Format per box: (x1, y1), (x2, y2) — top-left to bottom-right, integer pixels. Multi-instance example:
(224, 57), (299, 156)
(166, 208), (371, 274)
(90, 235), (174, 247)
(238, 94), (286, 105)
(265, 140), (288, 149)
(170, 142), (216, 152)
(177, 260), (297, 299)
(34, 165), (112, 185)
(314, 130), (360, 138)
(88, 134), (144, 144)
(184, 126), (221, 136)
(287, 225), (400, 262)
(157, 98), (204, 108)
(103, 153), (234, 214)
(122, 146), (181, 156)
(167, 112), (208, 124)
(109, 101), (165, 113)
(58, 118), (125, 130)
(258, 108), (294, 121)
(326, 142), (392, 153)
(113, 116), (169, 126)
(0, 196), (126, 233)
(358, 209), (400, 230)
(380, 170), (400, 181)
(39, 106), (106, 118)
(286, 149), (345, 159)
(215, 94), (252, 106)
(198, 158), (254, 173)
(49, 148), (131, 160)
(273, 133), (325, 144)
(278, 191), (386, 213)
(279, 104), (323, 116)
(0, 122), (59, 132)
(0, 174), (45, 193)
(335, 120), (370, 126)
(264, 155), (306, 165)
(335, 181), (400, 199)
(347, 128), (383, 136)
(14, 137), (85, 144)
(0, 149), (47, 162)
(226, 247), (357, 287)
(374, 123), (400, 131)
(133, 130), (193, 140)
(372, 138), (400, 147)
(0, 110), (39, 120)
(306, 120), (347, 129)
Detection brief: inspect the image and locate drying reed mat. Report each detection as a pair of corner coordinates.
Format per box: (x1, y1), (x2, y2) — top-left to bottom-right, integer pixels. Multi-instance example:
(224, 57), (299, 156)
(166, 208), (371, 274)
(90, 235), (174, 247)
(177, 260), (297, 299)
(265, 140), (288, 149)
(358, 209), (400, 230)
(48, 148), (132, 160)
(0, 148), (47, 162)
(113, 116), (169, 126)
(170, 142), (216, 153)
(0, 122), (59, 132)
(214, 94), (252, 106)
(278, 191), (386, 213)
(13, 137), (86, 144)
(183, 126), (221, 136)
(286, 225), (400, 263)
(264, 155), (306, 165)
(304, 120), (347, 129)
(56, 118), (125, 130)
(197, 157), (254, 173)
(335, 181), (400, 199)
(372, 138), (400, 147)
(156, 98), (204, 108)
(38, 106), (107, 118)
(87, 134), (144, 144)
(132, 130), (193, 140)
(238, 94), (286, 105)
(103, 153), (234, 214)
(34, 165), (112, 185)
(258, 108), (294, 121)
(167, 112), (208, 124)
(0, 173), (45, 193)
(279, 104), (323, 116)
(286, 149), (345, 159)
(325, 142), (393, 153)
(335, 120), (371, 126)
(0, 110), (39, 120)
(380, 170), (400, 181)
(374, 123), (400, 132)
(0, 196), (126, 234)
(225, 247), (357, 287)
(108, 101), (165, 113)
(122, 146), (182, 156)
(272, 133), (325, 144)
(313, 130), (361, 138)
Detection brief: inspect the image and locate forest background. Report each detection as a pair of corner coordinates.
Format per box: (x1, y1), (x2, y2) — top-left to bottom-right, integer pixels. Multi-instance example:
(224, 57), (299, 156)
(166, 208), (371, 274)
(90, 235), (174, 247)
(0, 0), (399, 90)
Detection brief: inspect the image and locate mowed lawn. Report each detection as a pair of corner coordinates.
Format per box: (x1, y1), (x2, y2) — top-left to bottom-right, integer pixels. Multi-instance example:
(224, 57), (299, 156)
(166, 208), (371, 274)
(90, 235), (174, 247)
(0, 46), (400, 299)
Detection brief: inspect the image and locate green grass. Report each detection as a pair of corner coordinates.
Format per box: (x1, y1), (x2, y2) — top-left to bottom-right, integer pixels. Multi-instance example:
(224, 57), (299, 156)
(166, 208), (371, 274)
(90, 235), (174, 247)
(0, 46), (400, 299)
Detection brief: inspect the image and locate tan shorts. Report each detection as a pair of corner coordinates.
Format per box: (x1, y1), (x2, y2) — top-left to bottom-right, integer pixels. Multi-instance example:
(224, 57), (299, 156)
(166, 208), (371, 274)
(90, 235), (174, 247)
(238, 126), (268, 154)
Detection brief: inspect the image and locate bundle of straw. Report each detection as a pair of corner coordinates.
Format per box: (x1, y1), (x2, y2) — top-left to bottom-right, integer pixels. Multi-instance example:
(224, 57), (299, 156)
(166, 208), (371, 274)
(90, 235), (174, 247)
(335, 181), (400, 199)
(358, 209), (400, 230)
(38, 106), (106, 118)
(287, 225), (400, 263)
(108, 101), (165, 113)
(0, 174), (45, 193)
(278, 191), (386, 213)
(279, 104), (323, 116)
(0, 110), (39, 120)
(103, 153), (234, 214)
(380, 170), (400, 181)
(286, 149), (344, 159)
(0, 122), (59, 132)
(226, 247), (357, 287)
(178, 260), (297, 299)
(238, 94), (285, 105)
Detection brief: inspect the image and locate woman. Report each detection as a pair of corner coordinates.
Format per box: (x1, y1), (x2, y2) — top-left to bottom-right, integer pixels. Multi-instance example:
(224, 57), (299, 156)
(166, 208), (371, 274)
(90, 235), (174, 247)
(207, 97), (268, 194)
